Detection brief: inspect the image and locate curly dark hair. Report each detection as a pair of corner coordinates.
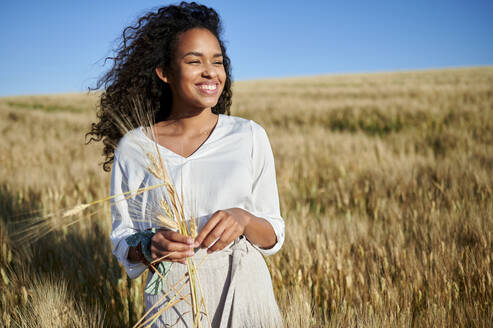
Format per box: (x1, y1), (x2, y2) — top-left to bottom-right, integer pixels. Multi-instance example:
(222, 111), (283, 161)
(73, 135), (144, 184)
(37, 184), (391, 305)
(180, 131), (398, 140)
(86, 2), (233, 172)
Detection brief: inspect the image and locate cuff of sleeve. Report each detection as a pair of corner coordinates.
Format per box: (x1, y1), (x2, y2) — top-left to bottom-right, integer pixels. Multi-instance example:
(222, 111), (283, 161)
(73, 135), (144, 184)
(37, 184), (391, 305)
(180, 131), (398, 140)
(115, 238), (148, 279)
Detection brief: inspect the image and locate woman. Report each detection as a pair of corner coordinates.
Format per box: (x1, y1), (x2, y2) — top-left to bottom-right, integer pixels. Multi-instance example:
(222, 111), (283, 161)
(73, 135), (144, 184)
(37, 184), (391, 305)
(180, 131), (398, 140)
(87, 2), (285, 327)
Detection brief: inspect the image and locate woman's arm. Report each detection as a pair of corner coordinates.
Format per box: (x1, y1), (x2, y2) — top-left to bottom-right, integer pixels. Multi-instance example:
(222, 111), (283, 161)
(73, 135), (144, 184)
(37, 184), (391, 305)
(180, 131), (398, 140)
(240, 210), (277, 249)
(110, 152), (148, 278)
(194, 208), (277, 253)
(195, 122), (285, 254)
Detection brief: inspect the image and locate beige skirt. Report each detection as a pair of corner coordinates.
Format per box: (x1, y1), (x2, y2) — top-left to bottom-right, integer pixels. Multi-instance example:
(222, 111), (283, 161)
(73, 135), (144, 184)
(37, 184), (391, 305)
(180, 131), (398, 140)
(144, 236), (282, 328)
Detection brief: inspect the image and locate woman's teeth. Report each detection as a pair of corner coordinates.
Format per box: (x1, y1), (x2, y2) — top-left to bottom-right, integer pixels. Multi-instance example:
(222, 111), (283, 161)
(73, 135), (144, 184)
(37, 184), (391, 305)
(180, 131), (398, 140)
(199, 84), (217, 90)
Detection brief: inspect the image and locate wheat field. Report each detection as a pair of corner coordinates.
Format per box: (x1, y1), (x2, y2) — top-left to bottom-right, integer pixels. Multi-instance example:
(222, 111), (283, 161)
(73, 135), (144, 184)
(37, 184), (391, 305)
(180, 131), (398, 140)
(0, 67), (492, 327)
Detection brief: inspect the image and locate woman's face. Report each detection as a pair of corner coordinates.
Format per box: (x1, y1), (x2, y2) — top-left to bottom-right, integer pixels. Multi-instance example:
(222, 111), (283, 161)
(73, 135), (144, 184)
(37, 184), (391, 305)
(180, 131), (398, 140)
(159, 28), (226, 113)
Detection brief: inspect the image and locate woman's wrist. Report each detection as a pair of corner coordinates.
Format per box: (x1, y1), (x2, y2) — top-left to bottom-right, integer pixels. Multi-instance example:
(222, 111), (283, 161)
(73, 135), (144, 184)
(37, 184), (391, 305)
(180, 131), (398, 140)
(225, 208), (251, 231)
(228, 208), (276, 249)
(125, 230), (156, 265)
(128, 244), (145, 263)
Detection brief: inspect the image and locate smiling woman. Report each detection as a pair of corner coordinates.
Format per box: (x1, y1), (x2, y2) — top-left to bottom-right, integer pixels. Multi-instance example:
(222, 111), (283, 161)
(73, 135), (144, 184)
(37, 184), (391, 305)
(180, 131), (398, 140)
(86, 2), (284, 327)
(155, 28), (226, 118)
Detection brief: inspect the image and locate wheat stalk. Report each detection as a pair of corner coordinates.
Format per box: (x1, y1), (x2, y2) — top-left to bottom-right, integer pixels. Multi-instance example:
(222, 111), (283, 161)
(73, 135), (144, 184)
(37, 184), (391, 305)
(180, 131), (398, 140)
(131, 122), (210, 327)
(155, 215), (179, 231)
(11, 183), (168, 245)
(152, 149), (208, 327)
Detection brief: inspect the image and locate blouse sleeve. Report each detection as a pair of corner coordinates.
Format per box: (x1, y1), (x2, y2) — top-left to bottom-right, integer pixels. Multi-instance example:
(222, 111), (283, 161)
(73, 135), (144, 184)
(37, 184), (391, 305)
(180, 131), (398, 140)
(249, 121), (285, 256)
(110, 151), (147, 279)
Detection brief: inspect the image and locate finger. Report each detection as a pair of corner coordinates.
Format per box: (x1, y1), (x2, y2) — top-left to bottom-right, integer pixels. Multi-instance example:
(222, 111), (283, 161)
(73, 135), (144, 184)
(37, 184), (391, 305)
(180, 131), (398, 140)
(151, 250), (177, 262)
(152, 238), (194, 253)
(149, 237), (194, 259)
(194, 211), (225, 246)
(208, 228), (235, 253)
(151, 248), (195, 261)
(160, 230), (195, 245)
(152, 231), (194, 254)
(201, 216), (230, 249)
(150, 231), (195, 261)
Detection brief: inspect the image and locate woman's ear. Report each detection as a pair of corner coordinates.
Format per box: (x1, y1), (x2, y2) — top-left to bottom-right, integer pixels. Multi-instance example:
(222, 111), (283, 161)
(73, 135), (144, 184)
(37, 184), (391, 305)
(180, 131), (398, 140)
(155, 67), (168, 83)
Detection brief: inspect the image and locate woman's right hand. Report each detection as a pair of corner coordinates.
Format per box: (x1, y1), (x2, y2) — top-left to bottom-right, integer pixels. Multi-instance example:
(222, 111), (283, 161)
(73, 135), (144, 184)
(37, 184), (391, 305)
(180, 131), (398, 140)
(150, 229), (198, 264)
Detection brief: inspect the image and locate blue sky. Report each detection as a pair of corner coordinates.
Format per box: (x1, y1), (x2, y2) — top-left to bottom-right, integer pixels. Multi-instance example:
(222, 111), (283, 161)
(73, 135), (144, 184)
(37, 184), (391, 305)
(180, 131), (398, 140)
(0, 0), (492, 96)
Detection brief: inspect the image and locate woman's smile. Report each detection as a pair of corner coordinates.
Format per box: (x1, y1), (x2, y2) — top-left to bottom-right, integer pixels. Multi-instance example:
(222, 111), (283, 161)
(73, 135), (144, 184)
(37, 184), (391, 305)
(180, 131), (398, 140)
(195, 82), (219, 95)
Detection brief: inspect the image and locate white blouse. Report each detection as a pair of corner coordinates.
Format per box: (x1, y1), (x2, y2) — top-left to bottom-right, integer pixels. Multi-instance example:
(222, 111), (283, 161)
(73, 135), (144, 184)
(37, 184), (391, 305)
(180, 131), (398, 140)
(110, 114), (285, 279)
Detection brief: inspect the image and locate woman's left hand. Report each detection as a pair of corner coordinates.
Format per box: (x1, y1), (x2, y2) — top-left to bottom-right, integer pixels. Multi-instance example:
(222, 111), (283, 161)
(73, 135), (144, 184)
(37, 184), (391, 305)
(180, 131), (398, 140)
(194, 208), (251, 253)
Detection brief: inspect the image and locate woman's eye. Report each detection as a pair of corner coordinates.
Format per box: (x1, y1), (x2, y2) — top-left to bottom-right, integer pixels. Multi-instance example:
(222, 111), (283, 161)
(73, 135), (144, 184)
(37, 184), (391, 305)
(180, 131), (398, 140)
(214, 61), (223, 65)
(188, 60), (200, 64)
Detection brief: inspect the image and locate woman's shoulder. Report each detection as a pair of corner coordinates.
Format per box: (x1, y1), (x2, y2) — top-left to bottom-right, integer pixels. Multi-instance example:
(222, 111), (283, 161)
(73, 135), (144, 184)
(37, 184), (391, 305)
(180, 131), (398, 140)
(114, 127), (151, 162)
(219, 114), (267, 136)
(112, 127), (161, 178)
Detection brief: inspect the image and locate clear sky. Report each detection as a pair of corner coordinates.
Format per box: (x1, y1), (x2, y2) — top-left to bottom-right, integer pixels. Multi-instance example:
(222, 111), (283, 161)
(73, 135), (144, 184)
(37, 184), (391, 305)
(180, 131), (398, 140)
(0, 0), (492, 96)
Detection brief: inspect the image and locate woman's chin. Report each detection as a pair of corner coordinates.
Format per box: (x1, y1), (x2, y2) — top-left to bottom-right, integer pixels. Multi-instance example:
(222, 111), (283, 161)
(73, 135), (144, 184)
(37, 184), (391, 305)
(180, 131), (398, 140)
(193, 99), (220, 110)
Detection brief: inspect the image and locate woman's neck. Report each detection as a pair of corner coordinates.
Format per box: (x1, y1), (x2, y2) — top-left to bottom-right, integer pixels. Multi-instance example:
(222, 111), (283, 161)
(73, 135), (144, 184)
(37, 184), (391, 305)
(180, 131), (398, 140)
(157, 107), (218, 138)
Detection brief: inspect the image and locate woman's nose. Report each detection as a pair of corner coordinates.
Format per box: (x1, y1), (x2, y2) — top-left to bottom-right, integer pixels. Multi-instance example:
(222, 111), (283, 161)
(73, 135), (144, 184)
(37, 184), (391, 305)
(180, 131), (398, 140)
(202, 64), (218, 78)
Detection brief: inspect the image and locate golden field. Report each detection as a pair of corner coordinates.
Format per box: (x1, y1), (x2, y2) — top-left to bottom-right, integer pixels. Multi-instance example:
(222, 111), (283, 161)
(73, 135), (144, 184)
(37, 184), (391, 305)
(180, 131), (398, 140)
(0, 67), (492, 327)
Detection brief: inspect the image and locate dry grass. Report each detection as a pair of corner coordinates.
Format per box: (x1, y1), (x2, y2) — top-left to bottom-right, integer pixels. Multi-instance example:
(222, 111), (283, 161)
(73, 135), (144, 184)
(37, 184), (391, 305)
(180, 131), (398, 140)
(12, 276), (104, 327)
(0, 67), (492, 327)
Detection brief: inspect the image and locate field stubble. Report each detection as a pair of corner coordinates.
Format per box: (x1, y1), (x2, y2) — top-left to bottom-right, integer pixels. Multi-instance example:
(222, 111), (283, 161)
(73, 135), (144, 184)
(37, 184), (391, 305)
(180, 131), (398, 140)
(0, 67), (492, 327)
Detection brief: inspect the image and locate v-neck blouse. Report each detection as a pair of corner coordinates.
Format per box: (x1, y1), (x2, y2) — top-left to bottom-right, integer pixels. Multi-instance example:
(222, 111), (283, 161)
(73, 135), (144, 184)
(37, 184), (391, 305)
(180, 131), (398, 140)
(142, 113), (221, 160)
(110, 114), (285, 279)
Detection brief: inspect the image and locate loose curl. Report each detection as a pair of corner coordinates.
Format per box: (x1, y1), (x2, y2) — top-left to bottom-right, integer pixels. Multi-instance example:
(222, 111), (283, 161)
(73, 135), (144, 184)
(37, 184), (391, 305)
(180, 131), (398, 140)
(86, 2), (233, 172)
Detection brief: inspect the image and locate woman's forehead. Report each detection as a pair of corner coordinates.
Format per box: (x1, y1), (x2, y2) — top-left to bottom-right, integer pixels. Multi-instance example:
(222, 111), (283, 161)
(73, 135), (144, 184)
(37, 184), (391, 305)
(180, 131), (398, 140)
(175, 28), (222, 56)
